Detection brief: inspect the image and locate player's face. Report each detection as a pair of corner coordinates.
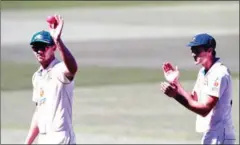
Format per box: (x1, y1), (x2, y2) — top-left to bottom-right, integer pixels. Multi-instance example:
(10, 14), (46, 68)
(191, 46), (212, 66)
(32, 43), (56, 63)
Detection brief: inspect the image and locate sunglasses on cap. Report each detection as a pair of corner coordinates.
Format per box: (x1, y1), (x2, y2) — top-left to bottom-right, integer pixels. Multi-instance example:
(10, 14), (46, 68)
(31, 43), (49, 52)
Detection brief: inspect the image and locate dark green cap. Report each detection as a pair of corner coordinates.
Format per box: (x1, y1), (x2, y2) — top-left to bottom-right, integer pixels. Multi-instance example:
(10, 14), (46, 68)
(30, 30), (54, 45)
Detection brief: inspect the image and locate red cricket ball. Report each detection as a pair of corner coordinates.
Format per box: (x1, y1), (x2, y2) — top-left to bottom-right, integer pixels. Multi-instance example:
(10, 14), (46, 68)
(46, 16), (56, 24)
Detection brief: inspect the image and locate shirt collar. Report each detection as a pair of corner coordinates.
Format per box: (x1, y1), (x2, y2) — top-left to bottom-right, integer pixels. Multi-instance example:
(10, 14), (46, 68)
(203, 57), (221, 76)
(38, 58), (59, 72)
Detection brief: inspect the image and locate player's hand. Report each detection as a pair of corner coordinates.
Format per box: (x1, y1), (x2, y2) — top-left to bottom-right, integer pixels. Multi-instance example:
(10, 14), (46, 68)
(48, 14), (64, 41)
(160, 81), (178, 98)
(162, 62), (179, 83)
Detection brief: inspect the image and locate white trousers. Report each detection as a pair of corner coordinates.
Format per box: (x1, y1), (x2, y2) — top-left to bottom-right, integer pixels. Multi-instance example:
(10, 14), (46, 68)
(38, 131), (76, 144)
(201, 127), (235, 144)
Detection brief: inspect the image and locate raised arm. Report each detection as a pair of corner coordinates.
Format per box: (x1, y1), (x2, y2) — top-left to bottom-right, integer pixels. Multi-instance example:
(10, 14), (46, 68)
(55, 38), (78, 80)
(48, 15), (78, 81)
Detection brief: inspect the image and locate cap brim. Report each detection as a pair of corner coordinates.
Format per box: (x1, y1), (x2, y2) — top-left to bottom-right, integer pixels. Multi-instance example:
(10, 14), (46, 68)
(30, 40), (50, 45)
(186, 42), (201, 47)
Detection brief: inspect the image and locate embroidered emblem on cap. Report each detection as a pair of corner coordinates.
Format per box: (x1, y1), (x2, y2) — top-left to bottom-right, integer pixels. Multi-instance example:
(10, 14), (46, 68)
(192, 36), (196, 41)
(35, 34), (43, 40)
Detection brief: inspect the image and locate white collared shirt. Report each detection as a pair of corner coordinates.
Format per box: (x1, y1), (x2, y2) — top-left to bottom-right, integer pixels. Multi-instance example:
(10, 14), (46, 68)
(193, 58), (234, 132)
(32, 58), (75, 133)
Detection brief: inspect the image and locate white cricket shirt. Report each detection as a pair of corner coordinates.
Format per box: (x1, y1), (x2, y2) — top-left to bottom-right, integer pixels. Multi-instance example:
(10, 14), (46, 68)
(32, 58), (75, 134)
(193, 58), (234, 132)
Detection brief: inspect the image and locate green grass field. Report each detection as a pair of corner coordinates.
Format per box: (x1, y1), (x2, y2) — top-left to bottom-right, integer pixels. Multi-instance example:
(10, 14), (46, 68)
(1, 60), (239, 143)
(1, 81), (239, 143)
(1, 1), (222, 10)
(2, 61), (239, 91)
(1, 1), (189, 10)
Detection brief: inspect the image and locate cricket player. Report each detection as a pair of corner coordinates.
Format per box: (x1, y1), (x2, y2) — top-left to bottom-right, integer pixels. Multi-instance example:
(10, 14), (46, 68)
(160, 33), (235, 144)
(24, 15), (78, 144)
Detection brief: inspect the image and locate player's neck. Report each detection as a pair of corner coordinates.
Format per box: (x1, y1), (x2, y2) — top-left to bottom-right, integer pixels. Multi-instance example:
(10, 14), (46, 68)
(204, 57), (217, 73)
(41, 56), (55, 69)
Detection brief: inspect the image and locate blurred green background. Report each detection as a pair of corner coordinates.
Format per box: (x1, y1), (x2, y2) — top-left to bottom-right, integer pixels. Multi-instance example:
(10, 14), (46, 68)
(1, 1), (195, 10)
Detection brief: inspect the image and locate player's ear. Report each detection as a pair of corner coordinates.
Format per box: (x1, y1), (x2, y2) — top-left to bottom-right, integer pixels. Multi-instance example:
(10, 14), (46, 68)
(207, 47), (213, 53)
(52, 45), (57, 51)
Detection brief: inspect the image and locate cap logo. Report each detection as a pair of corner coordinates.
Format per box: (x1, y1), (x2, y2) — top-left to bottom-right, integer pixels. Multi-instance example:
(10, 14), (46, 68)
(35, 34), (43, 40)
(192, 36), (196, 41)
